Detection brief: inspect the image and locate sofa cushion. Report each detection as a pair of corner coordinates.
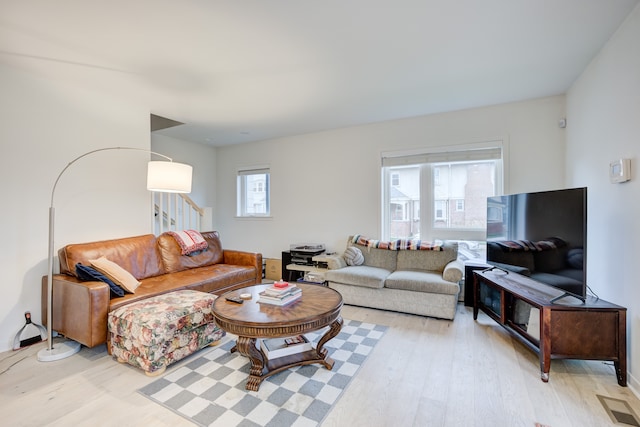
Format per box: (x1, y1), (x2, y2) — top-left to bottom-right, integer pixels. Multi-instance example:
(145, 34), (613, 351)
(58, 234), (164, 280)
(385, 270), (460, 295)
(157, 231), (225, 274)
(108, 263), (259, 311)
(396, 241), (458, 271)
(325, 265), (391, 289)
(347, 241), (397, 271)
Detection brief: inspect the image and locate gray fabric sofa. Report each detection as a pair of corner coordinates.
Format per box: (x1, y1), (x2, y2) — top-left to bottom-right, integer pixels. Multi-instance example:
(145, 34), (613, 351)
(325, 236), (463, 320)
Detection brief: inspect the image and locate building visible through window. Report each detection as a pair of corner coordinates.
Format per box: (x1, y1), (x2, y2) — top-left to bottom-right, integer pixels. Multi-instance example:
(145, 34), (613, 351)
(381, 143), (503, 260)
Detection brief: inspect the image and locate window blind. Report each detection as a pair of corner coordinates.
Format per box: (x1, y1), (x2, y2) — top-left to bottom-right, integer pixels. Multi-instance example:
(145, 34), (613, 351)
(237, 167), (270, 176)
(382, 146), (502, 167)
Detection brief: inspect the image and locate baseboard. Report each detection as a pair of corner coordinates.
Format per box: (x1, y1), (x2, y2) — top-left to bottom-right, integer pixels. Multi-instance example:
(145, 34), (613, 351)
(628, 371), (640, 400)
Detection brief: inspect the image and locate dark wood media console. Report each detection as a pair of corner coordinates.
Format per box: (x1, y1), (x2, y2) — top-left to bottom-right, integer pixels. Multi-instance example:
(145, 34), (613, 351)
(473, 269), (627, 386)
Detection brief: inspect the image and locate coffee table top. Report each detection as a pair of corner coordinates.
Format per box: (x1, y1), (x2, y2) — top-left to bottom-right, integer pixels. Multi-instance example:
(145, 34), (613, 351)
(212, 283), (343, 338)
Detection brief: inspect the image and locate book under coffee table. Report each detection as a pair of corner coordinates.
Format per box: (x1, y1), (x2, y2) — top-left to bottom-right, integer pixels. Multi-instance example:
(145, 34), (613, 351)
(212, 283), (343, 391)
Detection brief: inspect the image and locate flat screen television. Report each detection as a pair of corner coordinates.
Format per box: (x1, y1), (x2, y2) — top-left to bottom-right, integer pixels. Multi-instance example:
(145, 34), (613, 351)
(486, 187), (587, 302)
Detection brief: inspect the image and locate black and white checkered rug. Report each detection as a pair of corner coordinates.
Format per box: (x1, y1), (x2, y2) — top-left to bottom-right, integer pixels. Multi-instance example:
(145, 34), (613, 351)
(139, 319), (387, 426)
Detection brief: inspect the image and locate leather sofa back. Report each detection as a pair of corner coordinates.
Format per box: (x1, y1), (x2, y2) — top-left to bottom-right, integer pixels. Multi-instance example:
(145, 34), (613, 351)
(157, 231), (224, 273)
(59, 231), (228, 280)
(59, 234), (164, 280)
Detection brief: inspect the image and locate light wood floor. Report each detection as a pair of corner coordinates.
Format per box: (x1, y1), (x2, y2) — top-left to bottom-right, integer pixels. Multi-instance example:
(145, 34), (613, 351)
(1, 304), (638, 427)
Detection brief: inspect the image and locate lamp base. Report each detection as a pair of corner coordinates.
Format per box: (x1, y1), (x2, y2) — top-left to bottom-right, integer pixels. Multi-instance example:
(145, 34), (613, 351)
(37, 339), (81, 362)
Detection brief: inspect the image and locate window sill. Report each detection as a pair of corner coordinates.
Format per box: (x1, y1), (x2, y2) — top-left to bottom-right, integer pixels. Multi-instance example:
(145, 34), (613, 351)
(235, 215), (273, 220)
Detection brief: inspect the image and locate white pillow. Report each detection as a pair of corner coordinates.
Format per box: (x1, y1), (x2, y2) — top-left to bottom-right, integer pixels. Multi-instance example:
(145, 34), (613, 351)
(89, 256), (141, 293)
(343, 246), (364, 266)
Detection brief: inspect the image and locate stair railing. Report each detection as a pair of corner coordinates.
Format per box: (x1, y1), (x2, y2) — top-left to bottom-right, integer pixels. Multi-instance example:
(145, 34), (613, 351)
(153, 192), (205, 234)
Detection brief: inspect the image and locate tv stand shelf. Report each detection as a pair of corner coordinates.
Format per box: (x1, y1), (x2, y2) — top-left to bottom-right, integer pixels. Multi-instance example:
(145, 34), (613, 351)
(473, 270), (627, 386)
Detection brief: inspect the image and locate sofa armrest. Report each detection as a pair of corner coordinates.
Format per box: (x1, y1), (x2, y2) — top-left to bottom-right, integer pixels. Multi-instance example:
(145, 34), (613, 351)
(443, 259), (464, 283)
(327, 255), (347, 270)
(41, 275), (111, 348)
(223, 250), (263, 283)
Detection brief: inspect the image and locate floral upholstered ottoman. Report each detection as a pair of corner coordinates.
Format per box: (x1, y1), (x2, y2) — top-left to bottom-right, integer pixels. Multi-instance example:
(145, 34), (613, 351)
(107, 290), (225, 376)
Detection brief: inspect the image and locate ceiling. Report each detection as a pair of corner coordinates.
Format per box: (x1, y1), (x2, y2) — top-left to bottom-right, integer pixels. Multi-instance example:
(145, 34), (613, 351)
(1, 0), (638, 146)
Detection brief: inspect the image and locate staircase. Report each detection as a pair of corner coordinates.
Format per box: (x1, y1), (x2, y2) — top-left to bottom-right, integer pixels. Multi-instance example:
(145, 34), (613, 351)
(152, 192), (206, 234)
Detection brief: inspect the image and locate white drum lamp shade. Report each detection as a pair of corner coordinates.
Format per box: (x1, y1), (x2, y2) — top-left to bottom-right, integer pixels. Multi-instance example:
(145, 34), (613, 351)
(147, 161), (192, 193)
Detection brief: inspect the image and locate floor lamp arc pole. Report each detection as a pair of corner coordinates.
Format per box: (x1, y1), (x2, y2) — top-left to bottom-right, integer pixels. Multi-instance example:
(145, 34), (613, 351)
(37, 147), (192, 362)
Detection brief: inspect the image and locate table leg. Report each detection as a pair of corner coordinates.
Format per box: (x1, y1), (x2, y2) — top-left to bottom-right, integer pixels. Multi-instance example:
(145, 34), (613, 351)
(235, 336), (266, 391)
(316, 317), (343, 369)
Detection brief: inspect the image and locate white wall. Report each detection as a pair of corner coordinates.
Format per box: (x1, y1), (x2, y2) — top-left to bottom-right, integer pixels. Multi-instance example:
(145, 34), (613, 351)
(566, 4), (640, 393)
(215, 95), (567, 259)
(0, 64), (154, 353)
(151, 133), (217, 213)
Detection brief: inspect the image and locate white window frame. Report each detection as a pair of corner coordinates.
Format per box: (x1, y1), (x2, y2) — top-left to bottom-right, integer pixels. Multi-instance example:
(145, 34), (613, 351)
(381, 141), (505, 241)
(237, 166), (271, 217)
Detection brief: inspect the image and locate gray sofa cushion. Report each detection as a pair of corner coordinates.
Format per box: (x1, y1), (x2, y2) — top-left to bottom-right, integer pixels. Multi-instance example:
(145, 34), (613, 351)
(396, 241), (458, 271)
(325, 265), (391, 289)
(385, 270), (460, 295)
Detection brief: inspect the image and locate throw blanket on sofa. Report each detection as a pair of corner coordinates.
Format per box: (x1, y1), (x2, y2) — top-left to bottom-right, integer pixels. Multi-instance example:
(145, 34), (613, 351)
(167, 230), (209, 255)
(352, 234), (443, 251)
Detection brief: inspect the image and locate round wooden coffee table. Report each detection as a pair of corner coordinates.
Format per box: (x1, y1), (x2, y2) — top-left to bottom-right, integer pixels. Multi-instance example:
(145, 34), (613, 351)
(212, 283), (343, 391)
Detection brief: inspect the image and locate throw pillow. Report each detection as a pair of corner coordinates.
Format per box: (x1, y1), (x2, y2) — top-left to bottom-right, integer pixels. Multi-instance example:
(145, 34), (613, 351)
(343, 246), (364, 266)
(166, 230), (209, 255)
(75, 263), (125, 297)
(89, 256), (141, 293)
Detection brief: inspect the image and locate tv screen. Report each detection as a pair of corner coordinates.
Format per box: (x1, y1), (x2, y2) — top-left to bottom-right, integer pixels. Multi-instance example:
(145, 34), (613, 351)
(486, 187), (587, 301)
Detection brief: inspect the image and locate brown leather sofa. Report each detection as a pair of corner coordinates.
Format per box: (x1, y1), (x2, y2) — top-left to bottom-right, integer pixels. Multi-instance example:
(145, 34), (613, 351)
(42, 231), (262, 348)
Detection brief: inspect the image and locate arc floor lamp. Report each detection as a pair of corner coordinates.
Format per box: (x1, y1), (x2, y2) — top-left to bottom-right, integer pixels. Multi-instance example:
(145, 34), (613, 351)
(37, 147), (192, 362)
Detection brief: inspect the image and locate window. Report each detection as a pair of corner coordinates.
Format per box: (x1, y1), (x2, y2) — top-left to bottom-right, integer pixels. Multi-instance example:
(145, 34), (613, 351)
(434, 200), (447, 221)
(391, 202), (406, 221)
(237, 167), (270, 217)
(381, 143), (503, 244)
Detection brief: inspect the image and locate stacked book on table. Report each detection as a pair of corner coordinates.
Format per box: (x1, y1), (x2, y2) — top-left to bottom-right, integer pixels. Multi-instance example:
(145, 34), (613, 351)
(257, 281), (302, 306)
(259, 335), (312, 358)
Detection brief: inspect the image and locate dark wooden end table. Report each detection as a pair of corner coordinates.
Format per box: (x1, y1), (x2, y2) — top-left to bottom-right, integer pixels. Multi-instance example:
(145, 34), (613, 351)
(212, 283), (343, 391)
